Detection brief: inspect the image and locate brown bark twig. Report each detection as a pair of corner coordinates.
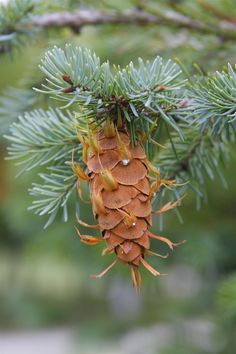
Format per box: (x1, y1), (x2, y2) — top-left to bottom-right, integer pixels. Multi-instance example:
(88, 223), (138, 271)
(30, 9), (236, 40)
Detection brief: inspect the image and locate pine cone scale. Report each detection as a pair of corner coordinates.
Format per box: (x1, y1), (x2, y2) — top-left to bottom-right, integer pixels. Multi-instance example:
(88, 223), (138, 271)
(87, 130), (152, 272)
(78, 127), (180, 287)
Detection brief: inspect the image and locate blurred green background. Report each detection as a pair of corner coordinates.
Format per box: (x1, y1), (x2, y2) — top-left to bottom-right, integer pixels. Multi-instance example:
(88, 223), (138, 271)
(0, 1), (236, 353)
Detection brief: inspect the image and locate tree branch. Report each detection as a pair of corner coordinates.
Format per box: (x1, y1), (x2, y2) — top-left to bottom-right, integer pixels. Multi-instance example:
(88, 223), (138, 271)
(169, 137), (202, 180)
(30, 9), (236, 40)
(31, 9), (158, 28)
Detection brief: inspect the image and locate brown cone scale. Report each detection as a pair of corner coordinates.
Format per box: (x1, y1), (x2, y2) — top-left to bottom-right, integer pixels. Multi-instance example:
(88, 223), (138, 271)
(77, 128), (182, 288)
(87, 129), (152, 268)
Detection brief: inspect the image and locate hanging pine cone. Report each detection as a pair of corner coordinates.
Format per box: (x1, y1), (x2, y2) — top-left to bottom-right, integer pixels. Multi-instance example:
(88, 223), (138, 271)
(74, 121), (184, 289)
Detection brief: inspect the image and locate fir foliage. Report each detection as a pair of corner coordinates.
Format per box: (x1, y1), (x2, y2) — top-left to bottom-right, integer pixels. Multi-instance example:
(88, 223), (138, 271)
(29, 165), (78, 228)
(189, 65), (236, 135)
(0, 0), (35, 54)
(5, 45), (236, 225)
(0, 87), (36, 133)
(6, 108), (81, 173)
(2, 0), (236, 60)
(36, 44), (186, 145)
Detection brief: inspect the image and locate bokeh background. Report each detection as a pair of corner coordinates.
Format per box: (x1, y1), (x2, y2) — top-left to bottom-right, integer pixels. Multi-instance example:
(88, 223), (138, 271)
(0, 1), (236, 353)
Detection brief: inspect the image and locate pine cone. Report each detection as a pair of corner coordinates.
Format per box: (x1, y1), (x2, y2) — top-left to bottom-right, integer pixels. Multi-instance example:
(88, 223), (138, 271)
(76, 124), (184, 288)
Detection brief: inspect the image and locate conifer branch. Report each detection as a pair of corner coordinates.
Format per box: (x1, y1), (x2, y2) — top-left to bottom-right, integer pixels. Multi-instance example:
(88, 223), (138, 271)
(158, 127), (231, 184)
(36, 44), (187, 145)
(5, 45), (236, 225)
(0, 0), (36, 54)
(2, 1), (236, 56)
(5, 108), (81, 173)
(189, 64), (236, 135)
(0, 88), (36, 134)
(23, 9), (236, 41)
(29, 165), (78, 228)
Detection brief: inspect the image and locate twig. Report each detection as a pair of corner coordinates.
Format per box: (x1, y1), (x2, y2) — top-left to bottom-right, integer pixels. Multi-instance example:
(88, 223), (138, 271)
(30, 9), (236, 40)
(169, 138), (202, 180)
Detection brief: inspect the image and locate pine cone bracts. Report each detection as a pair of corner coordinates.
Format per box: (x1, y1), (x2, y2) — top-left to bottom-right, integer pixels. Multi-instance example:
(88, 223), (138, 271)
(74, 123), (184, 289)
